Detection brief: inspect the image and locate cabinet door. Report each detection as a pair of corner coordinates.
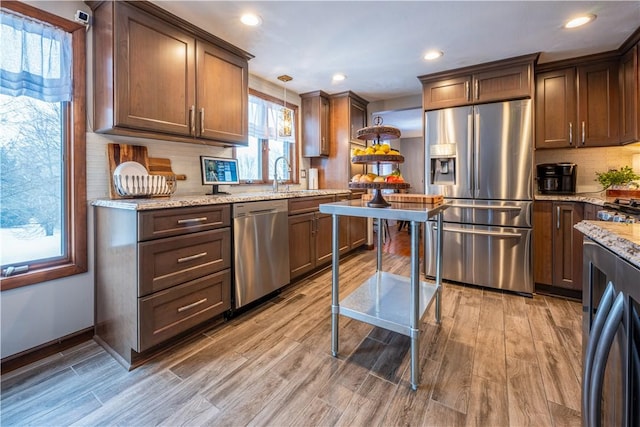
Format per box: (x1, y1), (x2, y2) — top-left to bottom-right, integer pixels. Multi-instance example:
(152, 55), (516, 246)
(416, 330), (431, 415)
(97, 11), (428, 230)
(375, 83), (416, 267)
(196, 40), (248, 144)
(349, 216), (367, 249)
(578, 61), (620, 147)
(422, 75), (472, 110)
(115, 3), (195, 136)
(533, 201), (553, 286)
(315, 212), (334, 266)
(473, 64), (532, 104)
(301, 92), (330, 157)
(535, 68), (577, 148)
(289, 212), (316, 280)
(620, 45), (639, 144)
(350, 100), (367, 145)
(552, 202), (584, 290)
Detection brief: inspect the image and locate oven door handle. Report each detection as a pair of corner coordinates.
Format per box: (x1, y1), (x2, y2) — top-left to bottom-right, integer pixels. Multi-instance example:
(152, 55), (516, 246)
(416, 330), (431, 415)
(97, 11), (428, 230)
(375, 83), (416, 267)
(434, 226), (521, 239)
(582, 281), (616, 427)
(588, 291), (624, 427)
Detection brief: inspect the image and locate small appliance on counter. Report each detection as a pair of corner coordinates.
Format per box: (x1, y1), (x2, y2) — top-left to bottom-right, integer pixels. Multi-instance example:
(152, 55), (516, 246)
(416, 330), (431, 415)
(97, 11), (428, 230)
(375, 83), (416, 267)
(536, 163), (577, 194)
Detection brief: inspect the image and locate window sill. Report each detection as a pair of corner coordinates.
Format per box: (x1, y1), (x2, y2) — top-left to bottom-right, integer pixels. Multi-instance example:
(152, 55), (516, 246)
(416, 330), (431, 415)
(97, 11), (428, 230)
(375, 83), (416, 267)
(0, 261), (87, 291)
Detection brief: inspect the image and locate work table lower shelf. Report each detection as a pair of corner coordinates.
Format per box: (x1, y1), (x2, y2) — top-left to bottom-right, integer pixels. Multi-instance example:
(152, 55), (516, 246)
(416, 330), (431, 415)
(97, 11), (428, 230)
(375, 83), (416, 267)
(340, 271), (439, 336)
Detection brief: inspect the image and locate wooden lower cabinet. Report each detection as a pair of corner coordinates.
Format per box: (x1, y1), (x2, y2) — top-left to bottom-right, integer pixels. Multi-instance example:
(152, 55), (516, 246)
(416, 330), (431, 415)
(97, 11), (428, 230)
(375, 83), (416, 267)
(533, 201), (585, 293)
(288, 211), (317, 279)
(288, 210), (333, 280)
(94, 204), (232, 369)
(288, 193), (367, 280)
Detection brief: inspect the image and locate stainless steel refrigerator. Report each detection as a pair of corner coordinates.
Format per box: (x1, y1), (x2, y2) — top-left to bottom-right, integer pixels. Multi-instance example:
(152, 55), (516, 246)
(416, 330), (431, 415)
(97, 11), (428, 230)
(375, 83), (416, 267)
(423, 99), (533, 294)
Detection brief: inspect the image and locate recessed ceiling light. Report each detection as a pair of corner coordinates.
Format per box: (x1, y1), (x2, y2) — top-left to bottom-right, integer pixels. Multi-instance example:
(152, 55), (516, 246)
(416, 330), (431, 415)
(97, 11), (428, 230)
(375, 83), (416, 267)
(240, 13), (262, 27)
(332, 73), (347, 82)
(424, 50), (444, 61)
(564, 14), (596, 29)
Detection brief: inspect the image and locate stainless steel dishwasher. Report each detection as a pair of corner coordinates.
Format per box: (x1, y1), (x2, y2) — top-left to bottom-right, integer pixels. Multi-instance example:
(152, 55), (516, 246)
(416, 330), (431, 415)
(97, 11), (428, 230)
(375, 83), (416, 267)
(233, 199), (290, 309)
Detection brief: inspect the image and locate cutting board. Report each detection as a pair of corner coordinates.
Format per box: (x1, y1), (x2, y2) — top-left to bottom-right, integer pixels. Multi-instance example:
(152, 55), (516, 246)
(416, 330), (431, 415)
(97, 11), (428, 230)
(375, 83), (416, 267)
(362, 193), (444, 204)
(148, 157), (186, 181)
(107, 143), (150, 199)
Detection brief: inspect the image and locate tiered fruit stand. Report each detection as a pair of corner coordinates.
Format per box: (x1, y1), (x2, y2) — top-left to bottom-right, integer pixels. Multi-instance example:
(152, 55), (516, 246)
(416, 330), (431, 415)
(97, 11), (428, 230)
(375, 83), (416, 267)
(349, 119), (408, 208)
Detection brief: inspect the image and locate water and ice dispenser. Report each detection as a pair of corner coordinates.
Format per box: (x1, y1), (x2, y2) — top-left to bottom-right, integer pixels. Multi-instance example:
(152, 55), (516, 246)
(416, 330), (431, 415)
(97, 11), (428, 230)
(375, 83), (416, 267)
(429, 143), (456, 185)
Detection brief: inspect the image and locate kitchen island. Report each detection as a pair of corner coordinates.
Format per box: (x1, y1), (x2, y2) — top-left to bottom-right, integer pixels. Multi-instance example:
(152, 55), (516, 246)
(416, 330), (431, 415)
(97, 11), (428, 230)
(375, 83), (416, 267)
(319, 199), (448, 390)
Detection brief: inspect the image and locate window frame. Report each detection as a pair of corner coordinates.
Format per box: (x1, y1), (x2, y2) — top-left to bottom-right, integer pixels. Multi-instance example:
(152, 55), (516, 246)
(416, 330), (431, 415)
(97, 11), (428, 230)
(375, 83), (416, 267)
(235, 88), (299, 185)
(0, 1), (87, 291)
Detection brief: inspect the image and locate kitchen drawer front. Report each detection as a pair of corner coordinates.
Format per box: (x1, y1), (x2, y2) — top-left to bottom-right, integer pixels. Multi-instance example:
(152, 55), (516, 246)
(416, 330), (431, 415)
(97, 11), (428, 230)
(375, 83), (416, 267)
(138, 270), (230, 351)
(139, 228), (231, 296)
(138, 205), (231, 241)
(288, 195), (336, 215)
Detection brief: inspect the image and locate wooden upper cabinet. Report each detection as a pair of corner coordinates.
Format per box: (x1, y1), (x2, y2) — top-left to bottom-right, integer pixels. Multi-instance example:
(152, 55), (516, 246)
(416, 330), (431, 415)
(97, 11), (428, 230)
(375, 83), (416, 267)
(578, 60), (620, 147)
(91, 1), (251, 146)
(350, 100), (367, 145)
(196, 40), (248, 144)
(422, 75), (471, 110)
(536, 58), (621, 148)
(474, 63), (532, 104)
(535, 68), (577, 148)
(301, 91), (330, 157)
(619, 44), (639, 144)
(420, 54), (536, 110)
(114, 2), (195, 136)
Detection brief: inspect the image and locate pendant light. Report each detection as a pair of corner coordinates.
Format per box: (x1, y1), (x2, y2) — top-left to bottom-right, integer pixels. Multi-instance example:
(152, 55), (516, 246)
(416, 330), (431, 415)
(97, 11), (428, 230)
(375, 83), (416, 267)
(277, 74), (293, 138)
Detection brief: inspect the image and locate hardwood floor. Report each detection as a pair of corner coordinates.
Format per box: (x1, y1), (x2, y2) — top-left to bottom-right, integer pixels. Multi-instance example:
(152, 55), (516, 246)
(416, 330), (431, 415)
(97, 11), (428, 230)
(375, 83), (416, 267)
(1, 229), (583, 426)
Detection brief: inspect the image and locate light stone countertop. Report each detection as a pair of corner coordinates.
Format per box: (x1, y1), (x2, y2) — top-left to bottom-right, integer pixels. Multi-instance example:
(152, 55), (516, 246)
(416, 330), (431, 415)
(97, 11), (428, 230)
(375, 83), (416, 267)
(91, 189), (352, 211)
(575, 220), (640, 269)
(534, 193), (607, 206)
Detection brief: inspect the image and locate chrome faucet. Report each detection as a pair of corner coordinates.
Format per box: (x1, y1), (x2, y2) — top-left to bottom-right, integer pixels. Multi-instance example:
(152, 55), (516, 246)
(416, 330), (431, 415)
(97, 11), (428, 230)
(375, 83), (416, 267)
(273, 156), (291, 192)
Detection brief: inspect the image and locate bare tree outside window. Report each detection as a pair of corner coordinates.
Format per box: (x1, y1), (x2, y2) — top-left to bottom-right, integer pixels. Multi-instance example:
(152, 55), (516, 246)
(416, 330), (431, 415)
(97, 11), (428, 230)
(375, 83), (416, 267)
(0, 94), (64, 265)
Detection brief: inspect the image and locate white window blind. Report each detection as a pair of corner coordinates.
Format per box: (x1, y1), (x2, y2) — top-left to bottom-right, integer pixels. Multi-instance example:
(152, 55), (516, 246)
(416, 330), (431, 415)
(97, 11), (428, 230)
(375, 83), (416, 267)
(0, 10), (72, 102)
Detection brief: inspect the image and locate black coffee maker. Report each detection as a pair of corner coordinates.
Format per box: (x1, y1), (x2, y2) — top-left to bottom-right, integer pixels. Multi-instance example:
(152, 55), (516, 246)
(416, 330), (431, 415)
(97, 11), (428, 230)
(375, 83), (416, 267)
(536, 163), (577, 194)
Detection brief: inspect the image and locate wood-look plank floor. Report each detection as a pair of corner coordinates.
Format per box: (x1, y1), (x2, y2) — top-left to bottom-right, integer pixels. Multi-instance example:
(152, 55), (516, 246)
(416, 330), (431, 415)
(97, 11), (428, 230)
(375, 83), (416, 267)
(1, 230), (583, 426)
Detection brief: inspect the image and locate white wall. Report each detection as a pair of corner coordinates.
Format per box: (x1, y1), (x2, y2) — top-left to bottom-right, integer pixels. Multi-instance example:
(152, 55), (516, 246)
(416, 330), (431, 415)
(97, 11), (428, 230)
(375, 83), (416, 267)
(1, 0), (306, 359)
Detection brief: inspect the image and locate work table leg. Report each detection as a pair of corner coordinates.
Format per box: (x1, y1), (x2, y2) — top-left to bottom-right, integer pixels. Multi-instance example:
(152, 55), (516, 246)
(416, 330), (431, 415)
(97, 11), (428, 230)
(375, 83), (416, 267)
(331, 214), (340, 357)
(410, 220), (420, 390)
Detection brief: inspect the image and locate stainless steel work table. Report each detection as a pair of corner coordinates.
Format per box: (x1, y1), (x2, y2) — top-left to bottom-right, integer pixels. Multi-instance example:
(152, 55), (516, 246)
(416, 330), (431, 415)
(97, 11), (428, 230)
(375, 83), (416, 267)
(319, 199), (448, 390)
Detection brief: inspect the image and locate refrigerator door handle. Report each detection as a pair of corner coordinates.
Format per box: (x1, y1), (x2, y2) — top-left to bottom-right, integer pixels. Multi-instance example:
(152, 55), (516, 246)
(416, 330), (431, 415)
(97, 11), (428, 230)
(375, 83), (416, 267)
(467, 111), (474, 193)
(447, 203), (521, 212)
(473, 109), (480, 197)
(433, 226), (522, 239)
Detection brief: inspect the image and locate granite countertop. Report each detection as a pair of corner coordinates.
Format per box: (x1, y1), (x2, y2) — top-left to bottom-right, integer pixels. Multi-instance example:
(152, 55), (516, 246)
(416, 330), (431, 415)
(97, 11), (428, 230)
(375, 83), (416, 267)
(535, 193), (606, 206)
(575, 220), (640, 269)
(92, 189), (352, 211)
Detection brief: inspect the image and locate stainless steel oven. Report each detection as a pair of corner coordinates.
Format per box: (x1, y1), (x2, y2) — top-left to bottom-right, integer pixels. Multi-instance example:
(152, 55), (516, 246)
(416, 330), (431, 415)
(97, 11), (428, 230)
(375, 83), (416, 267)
(583, 238), (640, 427)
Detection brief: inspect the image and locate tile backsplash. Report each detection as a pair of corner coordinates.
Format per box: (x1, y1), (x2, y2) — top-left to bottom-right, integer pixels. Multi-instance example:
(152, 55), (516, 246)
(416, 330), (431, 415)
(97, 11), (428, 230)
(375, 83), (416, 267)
(535, 144), (640, 193)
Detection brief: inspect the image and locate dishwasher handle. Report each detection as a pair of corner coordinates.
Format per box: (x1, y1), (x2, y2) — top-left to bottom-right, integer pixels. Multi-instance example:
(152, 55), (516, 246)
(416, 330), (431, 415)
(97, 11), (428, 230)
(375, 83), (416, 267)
(235, 208), (279, 218)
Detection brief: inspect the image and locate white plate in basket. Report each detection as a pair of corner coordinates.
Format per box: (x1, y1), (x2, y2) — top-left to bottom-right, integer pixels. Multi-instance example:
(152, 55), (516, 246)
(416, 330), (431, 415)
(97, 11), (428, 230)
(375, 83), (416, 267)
(113, 161), (148, 177)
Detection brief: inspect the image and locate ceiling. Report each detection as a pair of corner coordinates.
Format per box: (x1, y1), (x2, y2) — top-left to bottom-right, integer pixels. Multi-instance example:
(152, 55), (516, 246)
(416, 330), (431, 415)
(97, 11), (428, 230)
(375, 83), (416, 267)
(151, 1), (639, 134)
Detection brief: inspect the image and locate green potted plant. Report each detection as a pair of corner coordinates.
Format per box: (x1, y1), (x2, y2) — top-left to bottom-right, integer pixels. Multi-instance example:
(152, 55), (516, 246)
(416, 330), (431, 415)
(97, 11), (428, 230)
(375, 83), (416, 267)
(595, 166), (640, 196)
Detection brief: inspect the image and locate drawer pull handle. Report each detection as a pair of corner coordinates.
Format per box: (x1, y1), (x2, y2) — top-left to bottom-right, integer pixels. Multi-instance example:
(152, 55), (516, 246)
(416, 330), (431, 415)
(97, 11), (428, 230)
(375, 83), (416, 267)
(177, 252), (207, 263)
(177, 298), (208, 312)
(177, 217), (208, 224)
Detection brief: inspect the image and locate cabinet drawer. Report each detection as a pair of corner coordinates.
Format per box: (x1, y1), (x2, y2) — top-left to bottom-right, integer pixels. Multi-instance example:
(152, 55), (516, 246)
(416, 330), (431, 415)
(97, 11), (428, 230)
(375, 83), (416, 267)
(139, 228), (230, 296)
(138, 205), (231, 241)
(288, 195), (336, 215)
(138, 270), (230, 351)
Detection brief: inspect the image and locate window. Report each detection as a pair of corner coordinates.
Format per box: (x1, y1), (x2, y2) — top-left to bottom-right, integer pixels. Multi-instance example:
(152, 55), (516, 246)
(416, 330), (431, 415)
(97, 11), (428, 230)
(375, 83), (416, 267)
(0, 2), (86, 291)
(236, 90), (298, 184)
